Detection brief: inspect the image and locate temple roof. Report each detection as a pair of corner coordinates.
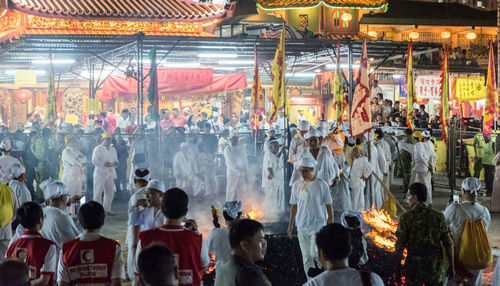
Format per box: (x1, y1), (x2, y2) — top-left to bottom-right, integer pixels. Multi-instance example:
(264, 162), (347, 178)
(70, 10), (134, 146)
(8, 0), (227, 22)
(256, 0), (387, 10)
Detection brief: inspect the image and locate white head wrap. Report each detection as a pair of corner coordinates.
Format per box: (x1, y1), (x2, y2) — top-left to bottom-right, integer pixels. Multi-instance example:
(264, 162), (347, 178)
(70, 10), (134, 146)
(180, 142), (189, 149)
(318, 127), (328, 138)
(341, 210), (364, 230)
(391, 121), (398, 127)
(43, 181), (69, 200)
(10, 164), (25, 179)
(304, 129), (321, 139)
(24, 122), (33, 128)
(422, 130), (431, 138)
(461, 177), (481, 194)
(394, 130), (405, 137)
(134, 168), (151, 181)
(298, 157), (317, 168)
(347, 136), (356, 145)
(147, 179), (166, 193)
(182, 107), (191, 113)
(0, 139), (12, 152)
(329, 120), (338, 132)
(317, 120), (328, 130)
(298, 120), (311, 131)
(223, 201), (242, 219)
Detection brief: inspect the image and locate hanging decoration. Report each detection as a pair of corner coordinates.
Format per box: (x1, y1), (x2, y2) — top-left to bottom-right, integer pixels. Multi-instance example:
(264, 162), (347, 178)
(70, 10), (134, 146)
(14, 89), (32, 102)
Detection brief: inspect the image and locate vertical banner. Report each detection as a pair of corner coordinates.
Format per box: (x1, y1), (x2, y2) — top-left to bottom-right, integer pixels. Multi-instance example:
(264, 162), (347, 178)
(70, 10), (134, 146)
(350, 41), (371, 138)
(250, 49), (265, 130)
(44, 54), (56, 125)
(483, 41), (497, 135)
(147, 46), (159, 121)
(406, 41), (415, 130)
(270, 27), (286, 123)
(440, 45), (450, 146)
(333, 42), (344, 123)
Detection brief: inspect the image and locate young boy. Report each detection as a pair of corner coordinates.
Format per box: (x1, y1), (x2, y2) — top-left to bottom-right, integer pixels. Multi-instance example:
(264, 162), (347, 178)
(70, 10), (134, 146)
(6, 202), (57, 286)
(57, 201), (125, 285)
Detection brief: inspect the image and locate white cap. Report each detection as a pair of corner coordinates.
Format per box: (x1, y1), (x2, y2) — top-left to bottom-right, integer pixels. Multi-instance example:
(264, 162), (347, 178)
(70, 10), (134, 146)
(223, 201), (242, 219)
(147, 179), (166, 193)
(24, 122), (33, 128)
(298, 157), (317, 168)
(134, 168), (151, 181)
(180, 142), (189, 149)
(316, 120), (328, 129)
(43, 181), (69, 200)
(298, 120), (311, 131)
(0, 139), (11, 152)
(395, 130), (405, 137)
(182, 107), (191, 113)
(304, 129), (321, 139)
(318, 127), (328, 138)
(10, 164), (25, 179)
(329, 120), (337, 131)
(461, 177), (481, 194)
(422, 131), (431, 138)
(347, 136), (356, 145)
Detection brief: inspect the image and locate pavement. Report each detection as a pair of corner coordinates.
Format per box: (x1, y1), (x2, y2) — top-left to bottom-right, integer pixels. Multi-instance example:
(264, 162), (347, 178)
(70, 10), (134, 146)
(99, 172), (500, 284)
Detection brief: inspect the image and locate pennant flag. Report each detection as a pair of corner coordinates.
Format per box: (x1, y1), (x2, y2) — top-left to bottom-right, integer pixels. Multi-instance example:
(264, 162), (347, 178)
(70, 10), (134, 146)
(350, 41), (371, 138)
(406, 41), (415, 130)
(269, 26), (286, 123)
(440, 45), (450, 147)
(333, 42), (344, 123)
(44, 54), (56, 125)
(250, 49), (265, 130)
(483, 41), (497, 135)
(147, 46), (160, 121)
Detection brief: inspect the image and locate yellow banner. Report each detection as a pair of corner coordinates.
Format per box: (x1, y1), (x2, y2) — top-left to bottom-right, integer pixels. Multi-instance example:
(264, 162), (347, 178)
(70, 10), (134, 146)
(456, 77), (486, 101)
(14, 70), (37, 86)
(64, 114), (79, 125)
(85, 99), (101, 115)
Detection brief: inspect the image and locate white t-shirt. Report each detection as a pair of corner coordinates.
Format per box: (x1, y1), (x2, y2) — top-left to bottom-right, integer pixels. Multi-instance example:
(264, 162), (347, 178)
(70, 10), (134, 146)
(303, 268), (384, 286)
(207, 227), (231, 269)
(290, 177), (332, 233)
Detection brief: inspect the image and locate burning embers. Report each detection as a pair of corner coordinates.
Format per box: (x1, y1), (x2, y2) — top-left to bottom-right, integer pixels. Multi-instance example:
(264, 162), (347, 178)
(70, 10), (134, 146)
(361, 207), (399, 252)
(244, 205), (264, 220)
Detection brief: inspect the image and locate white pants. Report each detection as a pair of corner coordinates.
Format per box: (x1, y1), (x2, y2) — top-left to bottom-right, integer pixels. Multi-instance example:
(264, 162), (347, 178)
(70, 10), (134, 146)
(127, 244), (136, 282)
(93, 177), (115, 212)
(351, 186), (365, 212)
(297, 231), (318, 276)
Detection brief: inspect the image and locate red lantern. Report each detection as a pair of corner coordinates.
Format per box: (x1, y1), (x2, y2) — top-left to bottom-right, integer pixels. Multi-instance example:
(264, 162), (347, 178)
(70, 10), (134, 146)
(14, 89), (32, 102)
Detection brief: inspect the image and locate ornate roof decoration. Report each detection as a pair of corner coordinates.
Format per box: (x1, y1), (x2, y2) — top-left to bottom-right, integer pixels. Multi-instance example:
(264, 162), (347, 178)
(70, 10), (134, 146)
(9, 0), (227, 22)
(256, 0), (387, 10)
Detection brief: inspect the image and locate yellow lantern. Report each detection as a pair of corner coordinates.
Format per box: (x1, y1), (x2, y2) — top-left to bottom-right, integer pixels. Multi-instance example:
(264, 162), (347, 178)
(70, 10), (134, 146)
(466, 32), (477, 40)
(441, 31), (451, 39)
(368, 31), (377, 38)
(409, 32), (419, 40)
(341, 12), (352, 22)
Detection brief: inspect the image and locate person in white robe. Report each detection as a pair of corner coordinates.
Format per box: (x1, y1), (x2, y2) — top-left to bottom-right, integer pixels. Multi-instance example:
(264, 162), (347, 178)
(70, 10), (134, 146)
(262, 140), (285, 215)
(126, 168), (150, 281)
(331, 150), (352, 220)
(173, 143), (204, 197)
(375, 129), (391, 202)
(129, 132), (148, 190)
(129, 179), (166, 233)
(0, 139), (21, 176)
(39, 181), (81, 252)
(8, 163), (31, 206)
(349, 147), (373, 211)
(223, 132), (248, 202)
(199, 143), (218, 195)
(263, 127), (277, 155)
(443, 178), (491, 286)
(363, 132), (384, 209)
(218, 129), (231, 154)
(410, 130), (436, 204)
(61, 135), (87, 216)
(290, 129), (340, 187)
(92, 133), (119, 214)
(289, 121), (310, 165)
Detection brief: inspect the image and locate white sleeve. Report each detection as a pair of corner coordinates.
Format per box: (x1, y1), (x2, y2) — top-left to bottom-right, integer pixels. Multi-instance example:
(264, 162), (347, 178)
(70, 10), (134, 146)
(290, 183), (298, 205)
(57, 249), (70, 283)
(111, 244), (126, 279)
(200, 239), (210, 268)
(322, 181), (333, 205)
(40, 244), (57, 274)
(371, 273), (385, 286)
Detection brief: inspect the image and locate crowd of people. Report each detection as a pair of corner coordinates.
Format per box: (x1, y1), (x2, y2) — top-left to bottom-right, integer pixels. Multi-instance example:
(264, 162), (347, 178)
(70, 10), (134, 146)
(0, 103), (500, 286)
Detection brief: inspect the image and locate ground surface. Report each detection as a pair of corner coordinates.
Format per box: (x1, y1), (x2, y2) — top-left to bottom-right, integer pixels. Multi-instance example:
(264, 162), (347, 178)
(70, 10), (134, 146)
(99, 173), (500, 285)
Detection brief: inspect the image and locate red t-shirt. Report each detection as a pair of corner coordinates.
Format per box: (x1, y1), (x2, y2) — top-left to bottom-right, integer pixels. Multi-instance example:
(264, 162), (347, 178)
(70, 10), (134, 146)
(6, 230), (57, 285)
(137, 224), (204, 286)
(61, 236), (119, 285)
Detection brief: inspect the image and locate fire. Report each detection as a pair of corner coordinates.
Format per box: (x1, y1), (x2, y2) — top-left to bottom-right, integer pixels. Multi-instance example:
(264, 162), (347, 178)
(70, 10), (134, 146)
(361, 207), (398, 252)
(206, 253), (216, 274)
(244, 206), (263, 220)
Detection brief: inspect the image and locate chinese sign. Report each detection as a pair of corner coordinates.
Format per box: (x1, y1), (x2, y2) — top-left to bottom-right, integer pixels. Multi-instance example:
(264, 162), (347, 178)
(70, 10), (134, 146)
(331, 9), (351, 30)
(15, 70), (37, 86)
(455, 77), (486, 101)
(415, 75), (441, 99)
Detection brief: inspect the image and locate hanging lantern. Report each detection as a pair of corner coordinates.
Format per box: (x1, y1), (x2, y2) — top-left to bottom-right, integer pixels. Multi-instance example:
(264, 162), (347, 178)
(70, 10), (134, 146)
(341, 12), (352, 22)
(466, 32), (477, 40)
(409, 32), (419, 40)
(441, 31), (451, 39)
(368, 31), (377, 38)
(14, 89), (32, 102)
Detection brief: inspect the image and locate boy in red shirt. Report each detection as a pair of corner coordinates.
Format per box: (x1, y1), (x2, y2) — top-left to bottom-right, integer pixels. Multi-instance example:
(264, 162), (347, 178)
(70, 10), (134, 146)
(6, 202), (57, 286)
(57, 201), (125, 286)
(134, 188), (209, 286)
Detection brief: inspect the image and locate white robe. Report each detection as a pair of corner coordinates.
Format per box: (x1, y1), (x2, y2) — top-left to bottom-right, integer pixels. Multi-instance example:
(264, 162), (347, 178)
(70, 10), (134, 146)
(40, 206), (81, 252)
(61, 146), (87, 213)
(376, 139), (392, 201)
(92, 144), (118, 212)
(289, 135), (305, 164)
(223, 144), (248, 202)
(349, 156), (373, 211)
(290, 146), (340, 187)
(207, 227), (231, 269)
(262, 152), (285, 213)
(443, 201), (491, 286)
(366, 143), (384, 209)
(8, 180), (31, 206)
(331, 152), (352, 214)
(411, 141), (436, 204)
(173, 150), (203, 197)
(199, 152), (218, 195)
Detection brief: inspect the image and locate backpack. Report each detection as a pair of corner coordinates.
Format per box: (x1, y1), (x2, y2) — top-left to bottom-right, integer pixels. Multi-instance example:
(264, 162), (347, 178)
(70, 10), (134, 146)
(0, 184), (14, 228)
(459, 218), (492, 270)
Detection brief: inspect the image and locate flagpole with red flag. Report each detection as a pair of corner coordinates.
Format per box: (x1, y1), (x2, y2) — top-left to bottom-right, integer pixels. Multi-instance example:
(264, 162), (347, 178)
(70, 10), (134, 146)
(406, 41), (415, 130)
(440, 44), (450, 147)
(483, 40), (497, 135)
(250, 48), (264, 131)
(349, 40), (372, 138)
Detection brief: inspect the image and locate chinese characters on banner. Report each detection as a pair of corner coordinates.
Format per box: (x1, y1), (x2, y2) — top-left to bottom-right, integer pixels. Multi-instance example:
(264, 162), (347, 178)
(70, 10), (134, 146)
(455, 77), (486, 101)
(415, 75), (441, 99)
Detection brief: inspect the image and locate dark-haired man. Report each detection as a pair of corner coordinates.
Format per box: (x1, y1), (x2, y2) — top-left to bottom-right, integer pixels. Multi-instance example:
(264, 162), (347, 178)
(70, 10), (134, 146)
(57, 201), (125, 285)
(137, 244), (178, 286)
(303, 223), (383, 286)
(0, 259), (30, 286)
(395, 183), (454, 286)
(215, 219), (270, 286)
(7, 202), (57, 286)
(134, 188), (209, 286)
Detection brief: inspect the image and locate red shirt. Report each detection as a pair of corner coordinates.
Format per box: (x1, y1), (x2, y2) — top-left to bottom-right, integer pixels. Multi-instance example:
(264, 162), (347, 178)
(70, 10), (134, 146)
(137, 224), (205, 286)
(171, 116), (187, 127)
(61, 236), (120, 285)
(6, 230), (57, 284)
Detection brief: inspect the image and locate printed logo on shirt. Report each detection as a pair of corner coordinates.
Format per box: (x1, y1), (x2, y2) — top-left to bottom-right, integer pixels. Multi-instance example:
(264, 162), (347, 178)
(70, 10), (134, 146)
(68, 264), (108, 280)
(80, 249), (94, 264)
(28, 265), (37, 279)
(14, 247), (27, 260)
(179, 269), (193, 284)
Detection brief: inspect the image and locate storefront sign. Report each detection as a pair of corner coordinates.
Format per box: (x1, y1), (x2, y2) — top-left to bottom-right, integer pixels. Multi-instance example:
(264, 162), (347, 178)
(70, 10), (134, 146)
(14, 70), (37, 86)
(64, 114), (79, 125)
(85, 98), (101, 115)
(455, 77), (486, 101)
(415, 75), (441, 99)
